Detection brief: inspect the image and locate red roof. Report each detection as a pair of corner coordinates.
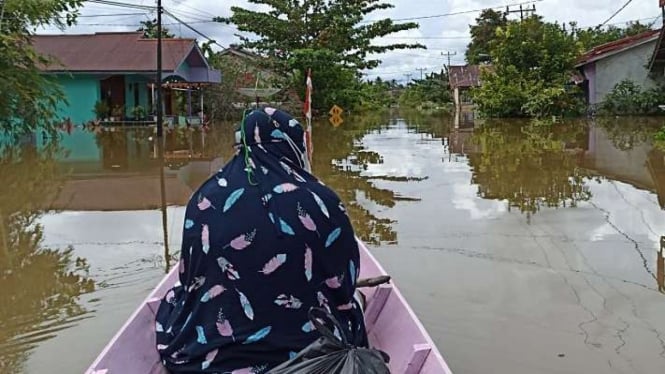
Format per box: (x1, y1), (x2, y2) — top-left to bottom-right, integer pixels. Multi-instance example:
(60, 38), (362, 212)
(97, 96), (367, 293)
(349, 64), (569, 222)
(577, 29), (660, 66)
(33, 32), (197, 72)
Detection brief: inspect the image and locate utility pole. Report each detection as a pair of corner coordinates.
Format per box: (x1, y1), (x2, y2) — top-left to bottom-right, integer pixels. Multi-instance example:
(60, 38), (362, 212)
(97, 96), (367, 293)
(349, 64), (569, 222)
(506, 4), (536, 21)
(441, 51), (457, 72)
(156, 0), (163, 138)
(416, 68), (427, 80)
(404, 73), (412, 84)
(156, 0), (170, 272)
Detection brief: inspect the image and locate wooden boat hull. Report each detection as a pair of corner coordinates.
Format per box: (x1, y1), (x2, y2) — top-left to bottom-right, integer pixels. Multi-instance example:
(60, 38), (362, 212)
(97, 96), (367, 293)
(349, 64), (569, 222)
(86, 241), (453, 373)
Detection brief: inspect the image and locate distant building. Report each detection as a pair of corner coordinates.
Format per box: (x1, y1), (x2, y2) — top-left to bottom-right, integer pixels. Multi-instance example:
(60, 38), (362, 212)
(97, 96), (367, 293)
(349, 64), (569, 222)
(448, 65), (484, 112)
(217, 45), (302, 111)
(576, 29), (662, 107)
(33, 32), (221, 125)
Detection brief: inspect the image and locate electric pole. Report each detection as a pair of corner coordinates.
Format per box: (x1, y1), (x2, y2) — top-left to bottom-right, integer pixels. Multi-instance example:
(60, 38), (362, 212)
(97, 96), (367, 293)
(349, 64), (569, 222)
(416, 68), (427, 80)
(506, 4), (536, 21)
(156, 0), (163, 138)
(441, 51), (457, 72)
(404, 73), (413, 84)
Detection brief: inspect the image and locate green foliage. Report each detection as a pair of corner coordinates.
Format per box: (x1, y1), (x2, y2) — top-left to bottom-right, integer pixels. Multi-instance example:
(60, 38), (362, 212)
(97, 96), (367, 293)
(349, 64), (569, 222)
(0, 0), (83, 138)
(357, 77), (399, 111)
(655, 126), (665, 151)
(465, 9), (507, 64)
(471, 16), (584, 118)
(93, 100), (109, 119)
(398, 71), (452, 110)
(288, 48), (361, 111)
(137, 18), (175, 39)
(600, 80), (665, 116)
(217, 0), (424, 112)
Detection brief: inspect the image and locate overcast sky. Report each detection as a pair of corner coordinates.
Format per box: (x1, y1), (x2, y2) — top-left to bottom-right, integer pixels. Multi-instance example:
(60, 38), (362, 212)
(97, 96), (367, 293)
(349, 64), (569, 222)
(43, 0), (660, 82)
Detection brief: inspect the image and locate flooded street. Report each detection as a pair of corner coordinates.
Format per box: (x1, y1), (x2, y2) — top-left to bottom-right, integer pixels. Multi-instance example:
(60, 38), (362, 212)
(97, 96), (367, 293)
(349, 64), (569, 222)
(1, 113), (665, 373)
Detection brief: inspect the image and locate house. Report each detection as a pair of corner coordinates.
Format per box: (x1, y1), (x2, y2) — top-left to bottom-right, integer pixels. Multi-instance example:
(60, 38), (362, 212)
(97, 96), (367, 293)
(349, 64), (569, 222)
(448, 65), (490, 128)
(576, 29), (661, 107)
(216, 45), (302, 111)
(32, 32), (221, 125)
(448, 65), (485, 111)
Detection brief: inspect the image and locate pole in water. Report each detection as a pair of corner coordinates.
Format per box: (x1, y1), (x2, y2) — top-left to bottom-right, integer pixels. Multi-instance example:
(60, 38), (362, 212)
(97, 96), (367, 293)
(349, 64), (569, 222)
(156, 0), (163, 138)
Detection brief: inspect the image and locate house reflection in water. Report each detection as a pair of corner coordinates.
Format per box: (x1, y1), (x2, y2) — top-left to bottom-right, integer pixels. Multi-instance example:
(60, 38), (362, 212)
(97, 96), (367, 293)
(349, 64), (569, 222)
(583, 123), (665, 211)
(36, 127), (231, 211)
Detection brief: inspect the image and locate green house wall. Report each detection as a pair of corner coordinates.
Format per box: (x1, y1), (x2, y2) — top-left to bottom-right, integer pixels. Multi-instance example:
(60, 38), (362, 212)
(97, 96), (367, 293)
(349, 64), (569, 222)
(124, 75), (152, 117)
(56, 75), (100, 124)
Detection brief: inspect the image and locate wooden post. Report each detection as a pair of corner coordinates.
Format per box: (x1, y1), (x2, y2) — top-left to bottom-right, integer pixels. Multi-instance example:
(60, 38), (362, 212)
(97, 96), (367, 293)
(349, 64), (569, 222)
(156, 0), (164, 138)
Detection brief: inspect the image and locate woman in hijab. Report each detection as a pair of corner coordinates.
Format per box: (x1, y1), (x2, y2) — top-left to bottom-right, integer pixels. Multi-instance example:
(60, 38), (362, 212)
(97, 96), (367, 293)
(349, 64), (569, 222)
(155, 107), (367, 373)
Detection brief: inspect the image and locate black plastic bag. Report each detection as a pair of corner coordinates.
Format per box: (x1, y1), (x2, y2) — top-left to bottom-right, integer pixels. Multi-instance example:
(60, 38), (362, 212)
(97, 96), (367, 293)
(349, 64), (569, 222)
(268, 308), (391, 374)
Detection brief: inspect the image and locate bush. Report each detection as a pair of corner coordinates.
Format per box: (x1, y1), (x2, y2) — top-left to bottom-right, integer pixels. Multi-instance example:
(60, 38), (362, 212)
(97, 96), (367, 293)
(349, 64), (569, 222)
(600, 80), (665, 115)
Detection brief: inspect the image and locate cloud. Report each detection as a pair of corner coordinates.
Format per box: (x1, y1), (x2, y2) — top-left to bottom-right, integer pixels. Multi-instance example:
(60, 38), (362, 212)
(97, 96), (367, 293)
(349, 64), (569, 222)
(39, 0), (658, 80)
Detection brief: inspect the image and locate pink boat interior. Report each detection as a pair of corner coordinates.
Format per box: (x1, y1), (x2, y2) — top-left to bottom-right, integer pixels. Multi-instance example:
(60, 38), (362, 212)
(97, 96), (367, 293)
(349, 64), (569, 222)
(86, 241), (453, 374)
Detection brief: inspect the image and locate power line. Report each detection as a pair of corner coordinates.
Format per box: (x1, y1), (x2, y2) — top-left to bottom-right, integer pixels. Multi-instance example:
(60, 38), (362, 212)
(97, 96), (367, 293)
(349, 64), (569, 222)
(360, 0), (544, 23)
(84, 0), (156, 11)
(600, 0), (635, 26)
(164, 0), (212, 20)
(77, 12), (147, 17)
(162, 8), (226, 50)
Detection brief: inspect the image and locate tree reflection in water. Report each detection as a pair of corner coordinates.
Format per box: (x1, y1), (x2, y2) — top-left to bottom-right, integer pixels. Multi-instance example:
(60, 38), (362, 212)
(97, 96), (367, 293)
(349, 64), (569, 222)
(0, 142), (94, 373)
(468, 120), (592, 219)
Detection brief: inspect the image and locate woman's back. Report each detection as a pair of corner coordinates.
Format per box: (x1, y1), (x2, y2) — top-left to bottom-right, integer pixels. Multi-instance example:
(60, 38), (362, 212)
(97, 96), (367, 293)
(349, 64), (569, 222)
(155, 108), (367, 373)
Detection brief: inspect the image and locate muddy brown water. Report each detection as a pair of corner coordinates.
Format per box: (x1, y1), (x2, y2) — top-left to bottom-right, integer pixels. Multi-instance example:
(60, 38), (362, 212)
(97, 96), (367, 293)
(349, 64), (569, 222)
(1, 113), (664, 373)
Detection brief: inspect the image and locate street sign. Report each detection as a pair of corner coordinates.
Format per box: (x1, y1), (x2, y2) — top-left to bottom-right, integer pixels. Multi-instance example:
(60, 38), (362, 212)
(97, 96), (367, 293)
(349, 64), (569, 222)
(329, 115), (344, 127)
(329, 105), (343, 117)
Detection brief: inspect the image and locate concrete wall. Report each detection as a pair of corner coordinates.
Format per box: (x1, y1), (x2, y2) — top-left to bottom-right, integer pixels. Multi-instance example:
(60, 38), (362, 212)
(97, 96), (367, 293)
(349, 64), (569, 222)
(592, 40), (660, 105)
(56, 75), (100, 124)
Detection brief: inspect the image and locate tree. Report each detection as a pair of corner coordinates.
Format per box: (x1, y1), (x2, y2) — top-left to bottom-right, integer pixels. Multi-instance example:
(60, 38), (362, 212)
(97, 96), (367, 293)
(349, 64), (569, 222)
(217, 0), (423, 72)
(137, 18), (175, 39)
(216, 0), (424, 111)
(466, 9), (508, 64)
(471, 16), (585, 118)
(398, 71), (452, 109)
(0, 0), (83, 137)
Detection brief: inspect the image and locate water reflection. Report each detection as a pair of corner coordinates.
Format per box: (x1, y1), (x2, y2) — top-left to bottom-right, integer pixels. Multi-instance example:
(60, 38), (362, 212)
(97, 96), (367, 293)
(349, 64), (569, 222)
(0, 143), (94, 373)
(467, 120), (592, 219)
(312, 112), (400, 245)
(659, 236), (665, 293)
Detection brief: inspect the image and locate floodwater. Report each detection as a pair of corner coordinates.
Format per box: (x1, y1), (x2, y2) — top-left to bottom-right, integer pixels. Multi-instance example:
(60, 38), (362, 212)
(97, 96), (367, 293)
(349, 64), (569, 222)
(1, 113), (664, 374)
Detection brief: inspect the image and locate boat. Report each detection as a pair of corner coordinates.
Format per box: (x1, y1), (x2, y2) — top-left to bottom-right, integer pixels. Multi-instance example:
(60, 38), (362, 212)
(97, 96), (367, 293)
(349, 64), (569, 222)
(85, 240), (453, 374)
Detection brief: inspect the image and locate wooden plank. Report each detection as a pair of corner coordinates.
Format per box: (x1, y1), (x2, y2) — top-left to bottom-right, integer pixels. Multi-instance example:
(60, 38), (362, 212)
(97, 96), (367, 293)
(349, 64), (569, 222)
(364, 284), (392, 328)
(403, 344), (432, 374)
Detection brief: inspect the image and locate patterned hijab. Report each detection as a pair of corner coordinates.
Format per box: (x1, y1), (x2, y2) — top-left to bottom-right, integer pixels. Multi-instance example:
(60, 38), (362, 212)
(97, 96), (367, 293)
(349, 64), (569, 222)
(155, 107), (367, 373)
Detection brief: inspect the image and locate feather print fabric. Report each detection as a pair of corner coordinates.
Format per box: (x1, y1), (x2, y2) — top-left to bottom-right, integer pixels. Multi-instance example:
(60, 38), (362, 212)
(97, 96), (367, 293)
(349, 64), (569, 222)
(155, 108), (367, 373)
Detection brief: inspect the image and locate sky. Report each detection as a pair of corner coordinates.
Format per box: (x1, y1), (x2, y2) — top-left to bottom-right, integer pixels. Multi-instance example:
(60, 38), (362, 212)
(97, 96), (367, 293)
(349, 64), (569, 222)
(42, 0), (661, 82)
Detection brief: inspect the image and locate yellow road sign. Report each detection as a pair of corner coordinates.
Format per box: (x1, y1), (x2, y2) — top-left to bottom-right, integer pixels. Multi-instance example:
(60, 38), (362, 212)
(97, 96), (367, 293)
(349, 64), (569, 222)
(329, 115), (344, 127)
(329, 105), (343, 117)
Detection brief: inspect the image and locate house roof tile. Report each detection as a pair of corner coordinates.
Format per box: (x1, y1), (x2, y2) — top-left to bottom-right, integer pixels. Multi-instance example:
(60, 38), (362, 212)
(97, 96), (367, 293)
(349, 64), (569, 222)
(32, 32), (196, 72)
(577, 29), (660, 67)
